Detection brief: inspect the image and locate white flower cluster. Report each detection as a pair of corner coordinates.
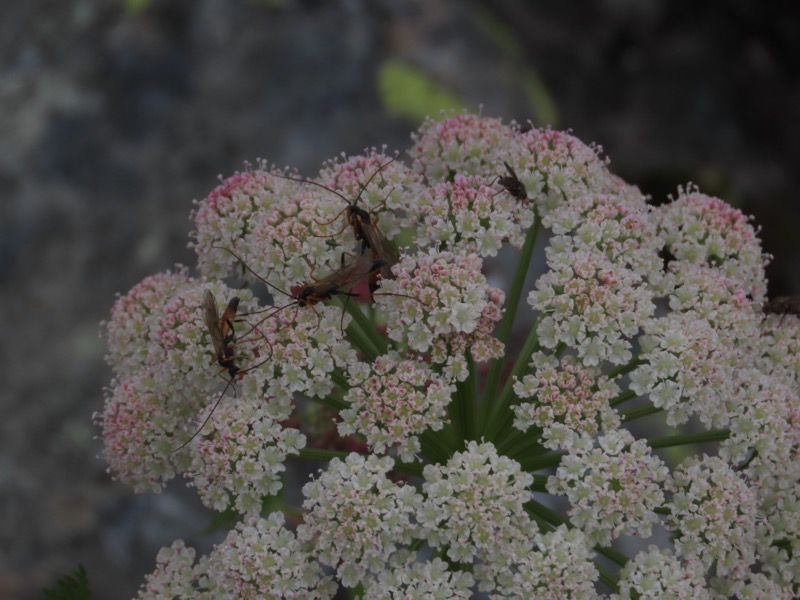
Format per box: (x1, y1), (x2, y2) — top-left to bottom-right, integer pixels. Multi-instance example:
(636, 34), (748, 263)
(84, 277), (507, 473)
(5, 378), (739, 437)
(298, 454), (421, 587)
(548, 429), (668, 546)
(136, 514), (336, 599)
(418, 441), (535, 563)
(338, 351), (455, 461)
(102, 112), (799, 597)
(666, 455), (759, 579)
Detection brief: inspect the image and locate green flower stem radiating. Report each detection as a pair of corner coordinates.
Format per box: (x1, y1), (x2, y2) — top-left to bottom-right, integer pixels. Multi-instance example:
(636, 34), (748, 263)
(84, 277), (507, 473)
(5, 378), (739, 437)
(605, 358), (644, 382)
(525, 499), (567, 529)
(530, 475), (549, 493)
(609, 389), (637, 408)
(342, 299), (386, 360)
(596, 567), (621, 594)
(479, 215), (540, 426)
(420, 429), (455, 464)
(451, 355), (478, 442)
(596, 546), (629, 569)
(620, 403), (663, 421)
(482, 320), (541, 441)
(519, 451), (565, 472)
(498, 428), (544, 461)
(297, 447), (351, 461)
(647, 429), (730, 448)
(329, 368), (353, 395)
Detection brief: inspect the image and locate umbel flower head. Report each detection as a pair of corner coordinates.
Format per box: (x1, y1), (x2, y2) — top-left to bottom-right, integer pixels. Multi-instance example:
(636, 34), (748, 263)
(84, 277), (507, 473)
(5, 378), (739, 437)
(96, 112), (799, 598)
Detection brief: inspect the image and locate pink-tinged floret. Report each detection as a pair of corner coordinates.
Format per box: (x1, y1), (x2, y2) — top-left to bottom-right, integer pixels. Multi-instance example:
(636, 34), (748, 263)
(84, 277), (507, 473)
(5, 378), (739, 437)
(339, 351), (455, 461)
(375, 249), (504, 381)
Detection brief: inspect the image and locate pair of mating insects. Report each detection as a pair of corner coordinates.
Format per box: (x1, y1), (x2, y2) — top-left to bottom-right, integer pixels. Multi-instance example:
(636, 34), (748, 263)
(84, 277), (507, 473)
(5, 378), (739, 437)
(178, 161), (406, 450)
(204, 159), (530, 380)
(175, 160), (530, 450)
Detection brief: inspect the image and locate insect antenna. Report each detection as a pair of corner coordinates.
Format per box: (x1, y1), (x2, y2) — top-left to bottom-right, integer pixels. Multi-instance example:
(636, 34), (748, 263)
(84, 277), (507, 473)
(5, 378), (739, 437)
(272, 158), (397, 254)
(172, 291), (275, 453)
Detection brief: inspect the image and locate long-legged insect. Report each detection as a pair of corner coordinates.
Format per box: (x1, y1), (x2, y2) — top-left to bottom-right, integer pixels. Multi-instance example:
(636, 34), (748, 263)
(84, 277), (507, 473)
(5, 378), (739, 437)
(207, 292), (240, 377)
(216, 245), (387, 331)
(172, 291), (271, 452)
(272, 159), (400, 289)
(495, 161), (528, 201)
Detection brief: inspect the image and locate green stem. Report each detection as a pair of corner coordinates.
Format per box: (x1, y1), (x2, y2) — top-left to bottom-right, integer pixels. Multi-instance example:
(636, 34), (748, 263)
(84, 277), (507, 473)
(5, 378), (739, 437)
(329, 368), (353, 395)
(620, 404), (662, 422)
(596, 566), (620, 594)
(480, 216), (541, 428)
(605, 357), (644, 382)
(596, 545), (628, 569)
(392, 460), (425, 478)
(297, 447), (351, 461)
(609, 389), (637, 408)
(452, 355), (477, 442)
(342, 299), (385, 360)
(525, 499), (566, 529)
(530, 475), (549, 492)
(499, 428), (543, 461)
(420, 429), (454, 464)
(519, 451), (565, 472)
(483, 320), (542, 442)
(648, 429), (730, 448)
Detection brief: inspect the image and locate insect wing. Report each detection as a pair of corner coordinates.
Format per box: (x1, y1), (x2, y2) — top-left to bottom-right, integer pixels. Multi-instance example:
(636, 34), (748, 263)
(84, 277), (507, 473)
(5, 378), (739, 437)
(203, 290), (226, 358)
(310, 255), (388, 298)
(219, 296), (240, 343)
(498, 161), (527, 200)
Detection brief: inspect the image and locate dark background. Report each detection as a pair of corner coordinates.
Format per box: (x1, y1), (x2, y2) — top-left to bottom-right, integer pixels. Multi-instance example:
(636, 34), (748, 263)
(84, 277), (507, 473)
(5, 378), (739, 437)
(1, 0), (798, 597)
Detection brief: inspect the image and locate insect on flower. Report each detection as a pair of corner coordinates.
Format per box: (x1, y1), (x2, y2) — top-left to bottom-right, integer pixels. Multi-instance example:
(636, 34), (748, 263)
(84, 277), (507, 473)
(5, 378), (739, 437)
(206, 291), (240, 378)
(292, 254), (389, 307)
(495, 161), (528, 202)
(172, 291), (271, 452)
(215, 245), (387, 331)
(272, 159), (400, 291)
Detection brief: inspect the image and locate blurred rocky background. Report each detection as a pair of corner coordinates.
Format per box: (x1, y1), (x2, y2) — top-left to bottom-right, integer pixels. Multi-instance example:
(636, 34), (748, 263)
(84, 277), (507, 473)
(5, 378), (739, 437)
(1, 0), (798, 597)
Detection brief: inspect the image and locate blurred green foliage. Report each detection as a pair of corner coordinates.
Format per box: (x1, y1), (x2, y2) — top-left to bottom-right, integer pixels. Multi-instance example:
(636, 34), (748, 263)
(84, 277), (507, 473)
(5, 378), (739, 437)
(378, 60), (470, 124)
(474, 6), (559, 126)
(43, 565), (91, 600)
(123, 0), (151, 13)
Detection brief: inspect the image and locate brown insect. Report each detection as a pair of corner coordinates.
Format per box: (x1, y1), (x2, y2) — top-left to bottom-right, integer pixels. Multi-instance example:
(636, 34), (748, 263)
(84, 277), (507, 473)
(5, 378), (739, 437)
(173, 291), (276, 452)
(272, 159), (399, 290)
(292, 254), (388, 308)
(216, 245), (386, 329)
(496, 161), (528, 201)
(204, 291), (240, 378)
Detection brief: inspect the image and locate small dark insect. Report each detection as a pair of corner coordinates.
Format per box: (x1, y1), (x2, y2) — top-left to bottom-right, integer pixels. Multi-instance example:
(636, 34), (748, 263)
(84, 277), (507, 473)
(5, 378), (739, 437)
(496, 161), (528, 201)
(763, 296), (800, 321)
(272, 159), (399, 289)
